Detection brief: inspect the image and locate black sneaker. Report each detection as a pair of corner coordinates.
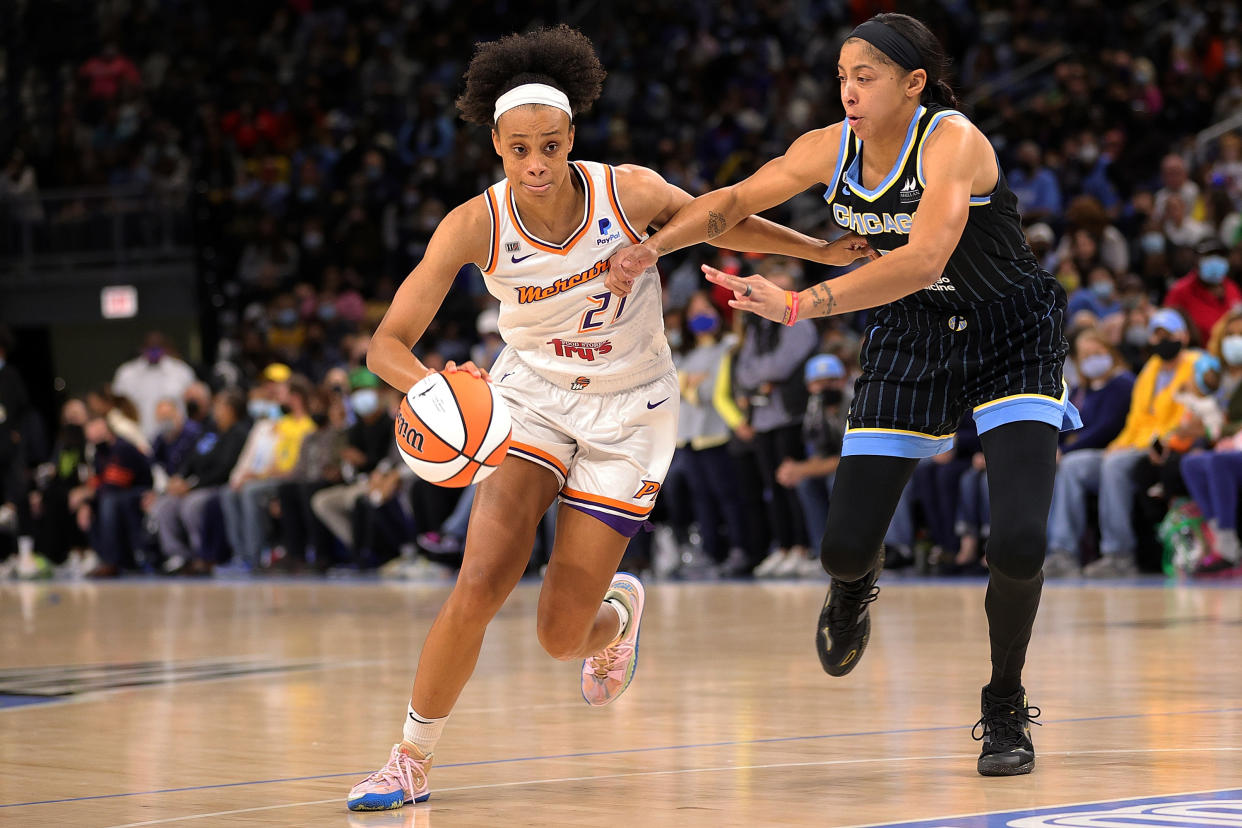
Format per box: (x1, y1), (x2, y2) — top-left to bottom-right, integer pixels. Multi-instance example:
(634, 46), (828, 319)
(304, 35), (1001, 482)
(815, 549), (883, 676)
(973, 686), (1041, 776)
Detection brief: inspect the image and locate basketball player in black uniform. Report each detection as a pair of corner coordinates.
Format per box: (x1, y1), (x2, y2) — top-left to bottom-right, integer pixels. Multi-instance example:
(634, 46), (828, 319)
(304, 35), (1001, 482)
(608, 13), (1079, 776)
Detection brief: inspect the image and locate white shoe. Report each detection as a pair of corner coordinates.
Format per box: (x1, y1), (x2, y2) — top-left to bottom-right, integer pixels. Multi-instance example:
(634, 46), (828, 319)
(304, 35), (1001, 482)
(0, 555), (16, 580)
(770, 550), (808, 578)
(56, 550), (83, 578)
(753, 549), (790, 578)
(162, 554), (186, 574)
(77, 549), (100, 578)
(796, 554), (826, 578)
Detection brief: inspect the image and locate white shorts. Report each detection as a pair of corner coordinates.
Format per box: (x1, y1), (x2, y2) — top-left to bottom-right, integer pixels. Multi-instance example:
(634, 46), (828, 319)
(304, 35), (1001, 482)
(491, 349), (679, 537)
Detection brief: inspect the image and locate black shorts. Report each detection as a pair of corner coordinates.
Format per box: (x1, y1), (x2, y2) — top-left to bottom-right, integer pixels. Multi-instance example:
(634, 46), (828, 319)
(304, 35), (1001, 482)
(844, 271), (1079, 458)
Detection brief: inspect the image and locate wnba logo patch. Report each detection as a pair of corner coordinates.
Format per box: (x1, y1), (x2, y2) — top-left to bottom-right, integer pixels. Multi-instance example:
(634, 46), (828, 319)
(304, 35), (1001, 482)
(633, 480), (662, 500)
(570, 376), (591, 391)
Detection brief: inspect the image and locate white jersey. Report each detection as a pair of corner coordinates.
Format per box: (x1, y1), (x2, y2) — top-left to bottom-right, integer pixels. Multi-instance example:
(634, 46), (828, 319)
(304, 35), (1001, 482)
(480, 160), (672, 394)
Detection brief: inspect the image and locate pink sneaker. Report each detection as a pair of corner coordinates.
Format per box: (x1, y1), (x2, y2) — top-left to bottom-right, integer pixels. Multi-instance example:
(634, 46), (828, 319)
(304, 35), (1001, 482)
(346, 741), (432, 811)
(581, 572), (645, 706)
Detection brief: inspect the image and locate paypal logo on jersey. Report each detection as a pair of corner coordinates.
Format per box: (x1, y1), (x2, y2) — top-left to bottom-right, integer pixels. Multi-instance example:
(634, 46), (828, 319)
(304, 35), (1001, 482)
(596, 217), (622, 246)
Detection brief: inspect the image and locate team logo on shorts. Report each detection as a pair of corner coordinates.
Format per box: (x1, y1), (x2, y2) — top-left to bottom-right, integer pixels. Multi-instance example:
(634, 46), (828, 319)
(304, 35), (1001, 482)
(570, 376), (591, 391)
(633, 480), (662, 500)
(948, 315), (968, 332)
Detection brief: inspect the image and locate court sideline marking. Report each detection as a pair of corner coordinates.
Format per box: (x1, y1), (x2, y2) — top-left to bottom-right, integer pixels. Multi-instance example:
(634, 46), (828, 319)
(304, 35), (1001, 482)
(95, 750), (1242, 828)
(4, 705), (1241, 809)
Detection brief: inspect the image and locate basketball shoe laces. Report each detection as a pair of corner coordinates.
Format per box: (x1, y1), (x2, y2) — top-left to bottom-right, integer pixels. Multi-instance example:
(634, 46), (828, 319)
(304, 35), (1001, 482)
(367, 744), (427, 798)
(972, 699), (1042, 748)
(827, 578), (881, 638)
(589, 636), (634, 681)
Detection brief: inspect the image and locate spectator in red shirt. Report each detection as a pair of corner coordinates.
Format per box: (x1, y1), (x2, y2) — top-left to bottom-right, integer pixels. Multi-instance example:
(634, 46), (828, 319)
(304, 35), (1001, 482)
(1164, 238), (1241, 345)
(78, 43), (141, 102)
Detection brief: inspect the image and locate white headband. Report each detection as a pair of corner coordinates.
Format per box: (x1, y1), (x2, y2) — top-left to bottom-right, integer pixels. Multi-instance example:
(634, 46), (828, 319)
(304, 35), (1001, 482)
(493, 83), (573, 123)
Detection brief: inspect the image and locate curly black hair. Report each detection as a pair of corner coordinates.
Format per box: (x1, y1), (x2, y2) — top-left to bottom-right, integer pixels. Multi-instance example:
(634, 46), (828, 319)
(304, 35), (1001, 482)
(456, 24), (605, 127)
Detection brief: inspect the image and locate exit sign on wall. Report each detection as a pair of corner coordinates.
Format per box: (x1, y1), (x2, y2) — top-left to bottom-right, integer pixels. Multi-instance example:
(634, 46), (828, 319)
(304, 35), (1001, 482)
(101, 285), (139, 319)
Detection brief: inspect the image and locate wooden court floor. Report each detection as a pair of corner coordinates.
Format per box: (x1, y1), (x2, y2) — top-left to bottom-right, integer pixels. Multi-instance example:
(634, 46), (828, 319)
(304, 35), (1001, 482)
(2, 576), (1241, 827)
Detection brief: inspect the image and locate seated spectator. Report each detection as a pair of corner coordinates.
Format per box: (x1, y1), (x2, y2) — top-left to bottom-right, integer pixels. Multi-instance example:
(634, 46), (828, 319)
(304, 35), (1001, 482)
(1008, 141), (1062, 225)
(1178, 311), (1242, 574)
(221, 375), (315, 570)
(776, 354), (848, 556)
(310, 370), (395, 564)
(1044, 330), (1137, 576)
(75, 414), (153, 577)
(274, 388), (346, 572)
(29, 398), (90, 575)
(1066, 264), (1123, 320)
(1047, 309), (1199, 578)
(148, 389), (248, 574)
(1164, 238), (1240, 346)
(149, 397), (203, 486)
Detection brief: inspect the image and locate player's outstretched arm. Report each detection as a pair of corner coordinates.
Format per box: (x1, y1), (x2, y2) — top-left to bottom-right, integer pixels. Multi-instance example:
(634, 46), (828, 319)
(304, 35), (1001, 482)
(704, 118), (981, 323)
(603, 161), (876, 296)
(605, 127), (841, 287)
(368, 199), (491, 391)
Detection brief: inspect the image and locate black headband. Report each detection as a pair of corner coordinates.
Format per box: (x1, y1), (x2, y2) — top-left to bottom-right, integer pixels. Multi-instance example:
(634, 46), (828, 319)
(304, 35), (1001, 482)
(848, 20), (922, 71)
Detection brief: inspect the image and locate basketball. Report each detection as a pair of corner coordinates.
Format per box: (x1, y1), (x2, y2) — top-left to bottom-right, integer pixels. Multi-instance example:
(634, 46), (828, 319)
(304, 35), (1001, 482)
(394, 371), (512, 487)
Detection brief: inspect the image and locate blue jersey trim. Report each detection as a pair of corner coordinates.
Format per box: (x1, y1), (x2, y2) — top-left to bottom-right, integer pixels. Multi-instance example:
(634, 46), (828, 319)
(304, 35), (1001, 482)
(973, 396), (1083, 435)
(843, 105), (925, 202)
(841, 428), (954, 459)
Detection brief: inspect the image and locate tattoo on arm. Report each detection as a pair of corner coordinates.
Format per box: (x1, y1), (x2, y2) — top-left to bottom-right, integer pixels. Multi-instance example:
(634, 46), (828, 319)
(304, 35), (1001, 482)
(706, 210), (727, 239)
(808, 282), (836, 317)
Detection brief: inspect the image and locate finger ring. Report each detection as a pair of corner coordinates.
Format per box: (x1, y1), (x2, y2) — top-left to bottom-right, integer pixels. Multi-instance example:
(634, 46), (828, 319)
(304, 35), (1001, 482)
(743, 284), (753, 298)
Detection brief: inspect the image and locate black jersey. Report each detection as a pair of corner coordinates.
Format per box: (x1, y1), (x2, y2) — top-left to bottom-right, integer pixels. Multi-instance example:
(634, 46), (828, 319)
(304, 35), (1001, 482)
(824, 104), (1040, 309)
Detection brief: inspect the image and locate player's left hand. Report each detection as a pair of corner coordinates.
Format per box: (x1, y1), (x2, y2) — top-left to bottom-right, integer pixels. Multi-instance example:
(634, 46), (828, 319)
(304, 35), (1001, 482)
(605, 244), (658, 297)
(701, 264), (785, 323)
(821, 232), (880, 266)
(444, 360), (491, 382)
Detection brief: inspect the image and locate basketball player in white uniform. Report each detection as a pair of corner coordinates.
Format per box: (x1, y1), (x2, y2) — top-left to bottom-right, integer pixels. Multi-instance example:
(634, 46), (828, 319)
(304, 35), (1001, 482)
(348, 25), (874, 811)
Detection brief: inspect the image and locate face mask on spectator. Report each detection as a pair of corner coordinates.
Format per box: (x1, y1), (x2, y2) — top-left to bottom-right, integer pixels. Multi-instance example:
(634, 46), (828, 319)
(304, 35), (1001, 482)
(311, 412), (330, 427)
(248, 399), (278, 420)
(145, 347), (165, 364)
(276, 308), (299, 327)
(819, 388), (844, 405)
(185, 399), (202, 420)
(688, 313), (719, 334)
(1079, 353), (1114, 380)
(1152, 339), (1183, 361)
(1223, 335), (1242, 366)
(303, 232), (324, 250)
(157, 419), (177, 436)
(1200, 256), (1229, 285)
(666, 330), (682, 350)
(1140, 232), (1166, 255)
(351, 388), (380, 416)
(1090, 281), (1114, 299)
(1125, 325), (1149, 347)
(318, 303), (337, 321)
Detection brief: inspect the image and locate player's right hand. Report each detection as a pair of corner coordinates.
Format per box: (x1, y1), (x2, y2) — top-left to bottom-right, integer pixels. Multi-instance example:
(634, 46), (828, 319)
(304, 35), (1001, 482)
(605, 243), (658, 296)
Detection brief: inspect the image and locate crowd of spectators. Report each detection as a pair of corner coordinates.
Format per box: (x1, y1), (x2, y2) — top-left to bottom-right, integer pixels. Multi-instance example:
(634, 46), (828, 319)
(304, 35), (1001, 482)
(2, 0), (1242, 579)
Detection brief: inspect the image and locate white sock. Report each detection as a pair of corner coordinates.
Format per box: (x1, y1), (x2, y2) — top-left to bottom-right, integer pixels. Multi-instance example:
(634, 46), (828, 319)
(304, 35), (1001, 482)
(605, 597), (629, 644)
(402, 704), (448, 756)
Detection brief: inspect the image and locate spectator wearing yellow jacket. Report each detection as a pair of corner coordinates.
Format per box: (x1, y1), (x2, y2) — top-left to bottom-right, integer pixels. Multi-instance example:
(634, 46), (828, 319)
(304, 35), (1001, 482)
(1046, 309), (1199, 578)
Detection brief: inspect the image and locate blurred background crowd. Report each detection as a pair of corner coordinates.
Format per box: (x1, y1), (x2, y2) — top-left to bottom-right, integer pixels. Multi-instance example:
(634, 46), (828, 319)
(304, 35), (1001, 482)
(2, 0), (1242, 581)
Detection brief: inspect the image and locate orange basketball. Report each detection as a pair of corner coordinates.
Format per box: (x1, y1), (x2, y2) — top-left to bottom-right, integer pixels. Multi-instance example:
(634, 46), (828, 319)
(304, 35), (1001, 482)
(395, 371), (512, 487)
